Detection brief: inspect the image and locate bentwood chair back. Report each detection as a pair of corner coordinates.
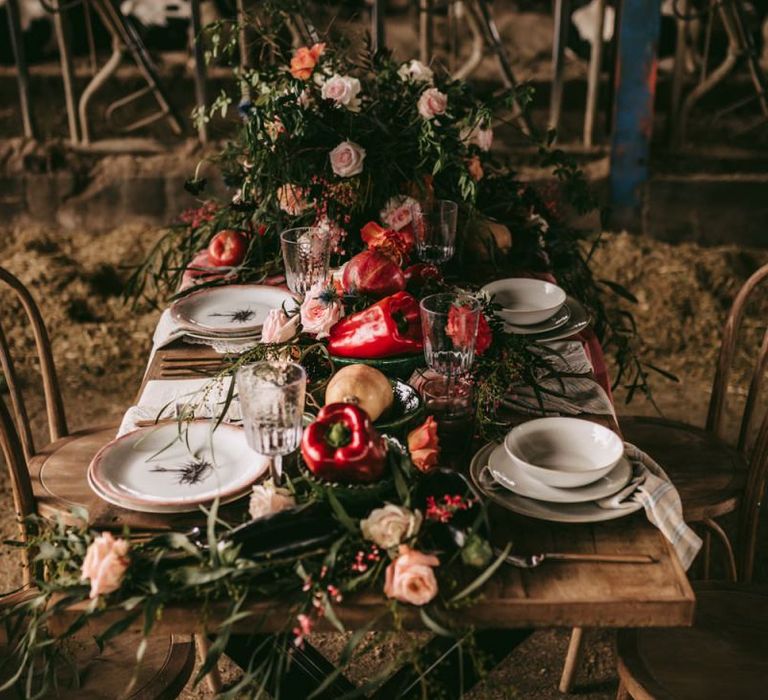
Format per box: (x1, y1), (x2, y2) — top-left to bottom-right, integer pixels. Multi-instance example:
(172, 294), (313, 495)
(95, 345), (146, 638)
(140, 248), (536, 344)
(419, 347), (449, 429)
(0, 267), (68, 462)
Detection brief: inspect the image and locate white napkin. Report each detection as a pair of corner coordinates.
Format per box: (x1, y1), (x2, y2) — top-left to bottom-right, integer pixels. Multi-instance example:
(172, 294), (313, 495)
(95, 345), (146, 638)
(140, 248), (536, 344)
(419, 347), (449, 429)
(597, 443), (703, 570)
(502, 341), (616, 420)
(118, 376), (240, 436)
(151, 309), (261, 358)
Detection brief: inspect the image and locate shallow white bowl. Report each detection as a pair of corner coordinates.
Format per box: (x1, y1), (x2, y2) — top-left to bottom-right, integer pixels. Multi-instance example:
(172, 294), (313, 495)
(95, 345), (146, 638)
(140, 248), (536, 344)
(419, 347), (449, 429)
(482, 278), (566, 326)
(503, 417), (624, 488)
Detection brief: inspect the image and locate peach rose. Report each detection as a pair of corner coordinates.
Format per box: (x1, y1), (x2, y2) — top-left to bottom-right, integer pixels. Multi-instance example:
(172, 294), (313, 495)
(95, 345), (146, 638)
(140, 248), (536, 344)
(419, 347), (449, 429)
(81, 532), (130, 599)
(300, 280), (344, 338)
(277, 184), (309, 216)
(329, 140), (366, 177)
(417, 87), (447, 120)
(290, 43), (326, 80)
(249, 480), (296, 519)
(361, 504), (422, 549)
(407, 416), (440, 472)
(467, 155), (484, 182)
(384, 545), (439, 606)
(261, 309), (299, 344)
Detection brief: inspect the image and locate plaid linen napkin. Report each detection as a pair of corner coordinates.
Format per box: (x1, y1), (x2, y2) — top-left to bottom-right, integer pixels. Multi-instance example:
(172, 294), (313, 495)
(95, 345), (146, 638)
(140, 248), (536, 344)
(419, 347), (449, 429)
(502, 340), (616, 420)
(597, 442), (703, 570)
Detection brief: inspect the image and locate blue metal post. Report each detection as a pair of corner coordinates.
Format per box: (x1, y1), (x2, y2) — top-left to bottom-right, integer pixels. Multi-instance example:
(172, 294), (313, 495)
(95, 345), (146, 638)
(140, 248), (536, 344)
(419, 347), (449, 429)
(609, 0), (662, 230)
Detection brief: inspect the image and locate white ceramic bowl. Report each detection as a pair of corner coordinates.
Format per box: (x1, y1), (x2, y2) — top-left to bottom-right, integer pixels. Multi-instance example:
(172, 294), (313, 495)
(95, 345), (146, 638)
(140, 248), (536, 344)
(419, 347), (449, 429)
(503, 417), (624, 488)
(481, 278), (566, 326)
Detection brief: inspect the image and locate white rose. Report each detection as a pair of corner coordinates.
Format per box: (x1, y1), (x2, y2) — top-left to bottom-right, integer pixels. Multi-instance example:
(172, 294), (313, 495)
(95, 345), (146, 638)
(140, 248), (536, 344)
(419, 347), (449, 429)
(398, 59), (434, 84)
(321, 74), (362, 112)
(329, 140), (366, 177)
(249, 480), (296, 520)
(361, 504), (423, 549)
(417, 87), (447, 120)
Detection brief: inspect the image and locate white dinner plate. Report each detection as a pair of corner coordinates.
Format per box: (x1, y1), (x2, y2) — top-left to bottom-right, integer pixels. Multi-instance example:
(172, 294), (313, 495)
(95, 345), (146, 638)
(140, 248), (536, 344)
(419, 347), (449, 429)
(502, 304), (570, 335)
(184, 330), (262, 343)
(487, 444), (632, 503)
(504, 297), (591, 342)
(89, 421), (269, 507)
(171, 285), (296, 335)
(87, 469), (252, 514)
(470, 442), (642, 523)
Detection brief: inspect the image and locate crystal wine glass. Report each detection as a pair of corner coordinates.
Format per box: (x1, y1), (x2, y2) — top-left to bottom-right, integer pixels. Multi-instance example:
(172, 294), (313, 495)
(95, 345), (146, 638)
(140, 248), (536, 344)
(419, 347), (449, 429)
(419, 293), (481, 411)
(410, 200), (459, 266)
(280, 227), (331, 296)
(236, 361), (307, 484)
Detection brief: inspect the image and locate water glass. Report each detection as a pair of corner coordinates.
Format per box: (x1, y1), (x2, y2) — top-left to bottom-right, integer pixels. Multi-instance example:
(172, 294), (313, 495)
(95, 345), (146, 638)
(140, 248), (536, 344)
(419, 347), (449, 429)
(280, 227), (330, 296)
(411, 200), (458, 265)
(236, 361), (307, 483)
(421, 376), (474, 467)
(420, 293), (481, 378)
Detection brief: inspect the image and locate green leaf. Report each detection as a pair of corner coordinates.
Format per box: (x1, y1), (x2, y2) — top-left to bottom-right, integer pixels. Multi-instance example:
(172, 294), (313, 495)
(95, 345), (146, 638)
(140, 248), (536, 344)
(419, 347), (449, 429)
(448, 542), (512, 604)
(325, 489), (358, 533)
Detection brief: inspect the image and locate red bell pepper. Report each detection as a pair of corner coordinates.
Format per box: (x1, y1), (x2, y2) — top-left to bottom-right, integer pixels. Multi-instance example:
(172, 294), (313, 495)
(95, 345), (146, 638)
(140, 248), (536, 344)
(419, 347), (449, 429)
(327, 291), (424, 358)
(301, 403), (388, 483)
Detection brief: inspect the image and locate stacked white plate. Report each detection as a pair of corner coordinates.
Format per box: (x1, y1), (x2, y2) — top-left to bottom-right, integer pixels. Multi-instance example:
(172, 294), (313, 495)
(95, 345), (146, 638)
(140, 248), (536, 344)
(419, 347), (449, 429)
(87, 421), (269, 513)
(470, 417), (642, 523)
(170, 285), (297, 343)
(480, 278), (590, 341)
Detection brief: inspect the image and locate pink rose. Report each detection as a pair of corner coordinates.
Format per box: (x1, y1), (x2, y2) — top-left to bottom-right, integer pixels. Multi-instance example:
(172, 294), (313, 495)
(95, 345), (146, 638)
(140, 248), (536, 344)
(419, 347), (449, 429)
(417, 87), (447, 120)
(81, 532), (130, 599)
(277, 184), (308, 216)
(329, 140), (366, 177)
(475, 126), (493, 151)
(384, 545), (439, 606)
(261, 308), (299, 344)
(300, 281), (344, 338)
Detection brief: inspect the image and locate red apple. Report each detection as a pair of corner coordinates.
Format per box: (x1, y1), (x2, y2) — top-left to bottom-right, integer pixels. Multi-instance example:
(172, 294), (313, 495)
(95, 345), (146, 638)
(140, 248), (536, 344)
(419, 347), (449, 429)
(342, 250), (406, 298)
(208, 229), (248, 267)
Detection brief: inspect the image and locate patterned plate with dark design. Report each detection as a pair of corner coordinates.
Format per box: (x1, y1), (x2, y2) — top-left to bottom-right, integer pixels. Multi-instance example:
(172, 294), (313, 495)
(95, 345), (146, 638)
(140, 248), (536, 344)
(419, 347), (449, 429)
(171, 284), (297, 335)
(88, 420), (269, 509)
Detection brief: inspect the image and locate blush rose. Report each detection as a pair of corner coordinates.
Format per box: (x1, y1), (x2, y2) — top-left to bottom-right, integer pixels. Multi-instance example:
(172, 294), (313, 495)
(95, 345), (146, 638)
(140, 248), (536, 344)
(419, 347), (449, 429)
(383, 545), (440, 606)
(81, 532), (130, 599)
(407, 416), (440, 472)
(417, 87), (447, 120)
(300, 281), (344, 338)
(329, 140), (366, 177)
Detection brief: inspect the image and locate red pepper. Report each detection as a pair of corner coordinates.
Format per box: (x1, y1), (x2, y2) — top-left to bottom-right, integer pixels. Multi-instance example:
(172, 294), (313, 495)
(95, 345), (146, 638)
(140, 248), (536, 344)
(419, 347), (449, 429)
(301, 403), (388, 483)
(327, 291), (424, 358)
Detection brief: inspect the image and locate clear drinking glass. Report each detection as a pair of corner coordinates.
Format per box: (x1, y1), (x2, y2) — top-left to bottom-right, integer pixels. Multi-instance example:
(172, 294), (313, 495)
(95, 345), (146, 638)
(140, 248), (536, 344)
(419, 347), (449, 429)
(420, 293), (481, 378)
(421, 376), (475, 466)
(411, 200), (459, 265)
(236, 361), (307, 484)
(280, 227), (331, 296)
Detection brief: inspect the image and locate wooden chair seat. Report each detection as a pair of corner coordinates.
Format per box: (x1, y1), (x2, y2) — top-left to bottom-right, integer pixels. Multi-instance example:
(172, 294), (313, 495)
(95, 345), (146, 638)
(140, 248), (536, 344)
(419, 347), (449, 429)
(621, 416), (747, 522)
(29, 424), (123, 526)
(0, 626), (195, 699)
(617, 583), (768, 700)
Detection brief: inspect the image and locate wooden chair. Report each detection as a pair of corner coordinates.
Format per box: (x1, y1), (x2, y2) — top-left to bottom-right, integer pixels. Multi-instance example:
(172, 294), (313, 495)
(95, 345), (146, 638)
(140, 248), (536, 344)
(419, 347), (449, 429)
(560, 263), (768, 693)
(0, 267), (197, 697)
(616, 582), (768, 700)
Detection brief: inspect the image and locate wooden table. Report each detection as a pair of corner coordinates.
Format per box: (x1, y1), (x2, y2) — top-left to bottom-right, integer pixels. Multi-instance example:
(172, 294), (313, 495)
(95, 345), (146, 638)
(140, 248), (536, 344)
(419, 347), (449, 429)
(33, 339), (695, 696)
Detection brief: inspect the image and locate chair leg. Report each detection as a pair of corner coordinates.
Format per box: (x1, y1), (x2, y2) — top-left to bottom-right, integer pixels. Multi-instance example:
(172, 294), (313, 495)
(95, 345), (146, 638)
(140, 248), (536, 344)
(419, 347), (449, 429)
(195, 633), (223, 693)
(702, 517), (738, 582)
(616, 680), (631, 700)
(558, 626), (584, 693)
(702, 527), (712, 579)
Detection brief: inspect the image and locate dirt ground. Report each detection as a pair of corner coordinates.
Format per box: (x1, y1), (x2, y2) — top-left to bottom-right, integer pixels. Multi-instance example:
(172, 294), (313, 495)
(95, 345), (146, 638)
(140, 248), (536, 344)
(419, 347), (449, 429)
(1, 221), (767, 698)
